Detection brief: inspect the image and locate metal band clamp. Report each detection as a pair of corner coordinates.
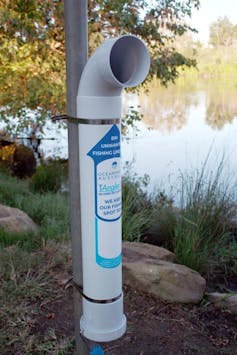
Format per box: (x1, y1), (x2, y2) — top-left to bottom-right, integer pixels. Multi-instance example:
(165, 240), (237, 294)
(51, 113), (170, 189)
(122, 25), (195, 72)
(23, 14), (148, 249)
(51, 115), (120, 125)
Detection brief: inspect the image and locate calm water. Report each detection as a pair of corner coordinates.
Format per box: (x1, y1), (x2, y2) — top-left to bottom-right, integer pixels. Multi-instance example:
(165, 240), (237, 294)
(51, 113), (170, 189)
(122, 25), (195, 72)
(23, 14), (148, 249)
(30, 81), (237, 192)
(122, 86), (237, 191)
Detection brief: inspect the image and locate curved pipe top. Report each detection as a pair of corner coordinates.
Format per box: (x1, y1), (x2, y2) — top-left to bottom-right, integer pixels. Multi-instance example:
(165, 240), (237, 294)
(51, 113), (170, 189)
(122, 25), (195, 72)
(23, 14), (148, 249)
(77, 35), (150, 119)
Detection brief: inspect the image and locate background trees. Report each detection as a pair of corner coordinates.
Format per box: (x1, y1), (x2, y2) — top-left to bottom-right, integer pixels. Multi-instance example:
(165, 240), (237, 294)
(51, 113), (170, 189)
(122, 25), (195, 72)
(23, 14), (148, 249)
(0, 0), (200, 132)
(209, 16), (237, 48)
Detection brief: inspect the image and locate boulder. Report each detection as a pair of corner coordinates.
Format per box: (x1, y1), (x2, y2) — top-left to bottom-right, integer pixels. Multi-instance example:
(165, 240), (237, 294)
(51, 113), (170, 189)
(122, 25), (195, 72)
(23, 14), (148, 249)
(123, 241), (175, 263)
(0, 204), (37, 233)
(123, 243), (206, 304)
(206, 292), (237, 315)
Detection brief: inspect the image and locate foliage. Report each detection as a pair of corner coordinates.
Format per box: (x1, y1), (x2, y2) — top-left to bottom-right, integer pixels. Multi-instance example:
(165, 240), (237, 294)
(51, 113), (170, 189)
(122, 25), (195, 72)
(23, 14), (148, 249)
(0, 143), (36, 178)
(0, 0), (65, 131)
(174, 159), (237, 279)
(122, 106), (143, 136)
(0, 170), (30, 206)
(121, 157), (237, 281)
(0, 0), (200, 132)
(209, 16), (237, 47)
(29, 161), (64, 193)
(145, 192), (176, 248)
(12, 144), (36, 178)
(0, 144), (15, 162)
(122, 168), (151, 241)
(217, 240), (237, 277)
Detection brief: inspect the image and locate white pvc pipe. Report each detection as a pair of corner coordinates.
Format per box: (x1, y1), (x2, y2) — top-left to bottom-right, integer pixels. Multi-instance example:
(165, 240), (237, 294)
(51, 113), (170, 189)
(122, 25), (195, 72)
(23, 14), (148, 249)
(77, 34), (150, 119)
(77, 34), (150, 342)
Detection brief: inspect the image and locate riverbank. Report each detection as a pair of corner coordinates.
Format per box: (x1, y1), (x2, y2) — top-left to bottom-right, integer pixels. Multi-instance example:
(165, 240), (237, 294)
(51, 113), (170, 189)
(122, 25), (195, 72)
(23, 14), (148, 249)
(0, 162), (237, 352)
(0, 160), (236, 285)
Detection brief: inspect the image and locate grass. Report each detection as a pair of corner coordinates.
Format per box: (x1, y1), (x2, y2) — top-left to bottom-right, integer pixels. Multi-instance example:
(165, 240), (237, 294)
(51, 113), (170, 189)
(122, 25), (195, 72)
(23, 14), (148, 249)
(0, 169), (69, 250)
(174, 157), (237, 279)
(0, 167), (75, 353)
(122, 157), (237, 281)
(0, 241), (74, 355)
(122, 171), (151, 242)
(0, 160), (236, 277)
(0, 159), (237, 352)
(29, 160), (67, 194)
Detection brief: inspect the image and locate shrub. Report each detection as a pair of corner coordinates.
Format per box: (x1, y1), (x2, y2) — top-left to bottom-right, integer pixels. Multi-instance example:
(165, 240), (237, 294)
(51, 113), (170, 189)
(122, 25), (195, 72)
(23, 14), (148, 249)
(122, 169), (176, 245)
(144, 191), (176, 248)
(0, 171), (30, 207)
(29, 162), (64, 193)
(11, 145), (36, 178)
(0, 143), (36, 178)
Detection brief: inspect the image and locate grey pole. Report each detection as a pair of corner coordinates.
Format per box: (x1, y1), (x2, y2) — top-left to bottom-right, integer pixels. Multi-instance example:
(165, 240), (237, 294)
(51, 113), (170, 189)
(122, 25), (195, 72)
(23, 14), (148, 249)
(64, 1), (88, 354)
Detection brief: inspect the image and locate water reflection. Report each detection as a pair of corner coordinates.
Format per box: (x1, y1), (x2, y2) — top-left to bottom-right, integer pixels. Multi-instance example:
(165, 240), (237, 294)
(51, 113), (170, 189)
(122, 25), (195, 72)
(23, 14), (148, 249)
(206, 86), (237, 129)
(122, 80), (237, 193)
(138, 79), (237, 132)
(138, 80), (199, 132)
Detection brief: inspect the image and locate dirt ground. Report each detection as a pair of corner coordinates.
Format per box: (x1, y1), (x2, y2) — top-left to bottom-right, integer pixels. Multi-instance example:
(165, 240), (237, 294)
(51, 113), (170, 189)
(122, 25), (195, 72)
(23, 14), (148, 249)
(35, 283), (237, 354)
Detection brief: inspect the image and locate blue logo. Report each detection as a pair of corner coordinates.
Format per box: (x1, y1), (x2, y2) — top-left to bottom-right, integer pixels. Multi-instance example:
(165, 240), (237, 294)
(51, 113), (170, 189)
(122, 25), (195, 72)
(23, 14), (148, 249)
(112, 161), (118, 169)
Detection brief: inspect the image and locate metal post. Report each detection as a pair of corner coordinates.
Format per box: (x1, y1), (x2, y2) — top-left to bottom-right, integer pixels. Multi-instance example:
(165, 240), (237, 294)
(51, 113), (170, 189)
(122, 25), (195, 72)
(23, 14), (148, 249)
(64, 1), (88, 354)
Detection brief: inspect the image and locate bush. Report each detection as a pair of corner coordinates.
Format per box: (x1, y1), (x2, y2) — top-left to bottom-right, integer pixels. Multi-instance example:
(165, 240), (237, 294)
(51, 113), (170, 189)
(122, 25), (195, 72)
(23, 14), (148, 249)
(0, 171), (30, 206)
(122, 170), (176, 245)
(143, 192), (176, 248)
(11, 145), (36, 178)
(29, 162), (64, 193)
(0, 144), (36, 178)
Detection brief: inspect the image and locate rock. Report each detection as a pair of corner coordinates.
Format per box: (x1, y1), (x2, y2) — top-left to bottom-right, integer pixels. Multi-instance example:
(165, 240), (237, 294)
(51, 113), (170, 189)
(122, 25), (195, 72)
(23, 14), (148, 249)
(0, 204), (37, 233)
(123, 241), (175, 263)
(123, 258), (206, 304)
(206, 292), (237, 315)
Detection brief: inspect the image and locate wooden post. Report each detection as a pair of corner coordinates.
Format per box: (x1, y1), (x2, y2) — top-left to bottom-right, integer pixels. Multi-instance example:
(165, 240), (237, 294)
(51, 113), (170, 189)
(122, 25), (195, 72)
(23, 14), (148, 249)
(64, 1), (88, 353)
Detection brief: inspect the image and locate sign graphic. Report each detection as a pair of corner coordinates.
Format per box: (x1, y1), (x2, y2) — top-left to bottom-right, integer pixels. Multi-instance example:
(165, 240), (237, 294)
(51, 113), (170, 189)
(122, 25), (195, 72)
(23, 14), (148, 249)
(88, 125), (122, 268)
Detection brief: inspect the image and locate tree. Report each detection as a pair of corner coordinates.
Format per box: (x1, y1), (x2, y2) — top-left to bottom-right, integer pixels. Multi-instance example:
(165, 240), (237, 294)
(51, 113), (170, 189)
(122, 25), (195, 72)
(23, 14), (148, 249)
(0, 0), (200, 133)
(209, 16), (237, 47)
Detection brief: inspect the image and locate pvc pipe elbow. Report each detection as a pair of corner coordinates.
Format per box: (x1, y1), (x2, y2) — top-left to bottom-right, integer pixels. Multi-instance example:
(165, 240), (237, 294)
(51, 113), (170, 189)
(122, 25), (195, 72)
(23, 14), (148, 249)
(77, 34), (150, 119)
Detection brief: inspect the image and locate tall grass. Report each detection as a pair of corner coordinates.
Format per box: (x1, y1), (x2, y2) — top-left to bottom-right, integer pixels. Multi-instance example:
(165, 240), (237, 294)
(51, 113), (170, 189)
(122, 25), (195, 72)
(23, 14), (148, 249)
(174, 157), (237, 278)
(0, 159), (236, 280)
(122, 172), (151, 241)
(122, 170), (177, 246)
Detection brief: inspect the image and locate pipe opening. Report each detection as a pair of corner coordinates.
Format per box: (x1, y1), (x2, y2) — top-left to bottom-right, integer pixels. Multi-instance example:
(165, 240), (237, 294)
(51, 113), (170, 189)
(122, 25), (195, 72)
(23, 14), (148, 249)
(110, 35), (150, 87)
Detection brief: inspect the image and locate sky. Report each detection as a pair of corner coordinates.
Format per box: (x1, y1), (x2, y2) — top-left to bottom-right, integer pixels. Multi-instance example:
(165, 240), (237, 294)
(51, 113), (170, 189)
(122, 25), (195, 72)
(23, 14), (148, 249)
(190, 0), (237, 43)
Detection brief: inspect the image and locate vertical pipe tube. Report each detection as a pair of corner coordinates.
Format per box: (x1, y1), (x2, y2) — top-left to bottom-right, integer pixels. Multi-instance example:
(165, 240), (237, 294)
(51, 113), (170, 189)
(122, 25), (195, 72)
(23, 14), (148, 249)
(77, 35), (150, 342)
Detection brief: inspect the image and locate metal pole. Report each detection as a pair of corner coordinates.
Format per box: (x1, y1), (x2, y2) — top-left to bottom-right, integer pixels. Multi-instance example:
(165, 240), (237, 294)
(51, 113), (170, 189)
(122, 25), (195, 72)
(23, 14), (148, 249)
(64, 1), (88, 354)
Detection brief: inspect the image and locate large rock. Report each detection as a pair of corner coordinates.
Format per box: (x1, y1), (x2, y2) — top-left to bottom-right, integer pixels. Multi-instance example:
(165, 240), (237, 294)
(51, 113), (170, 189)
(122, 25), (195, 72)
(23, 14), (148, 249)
(0, 204), (37, 233)
(123, 242), (206, 304)
(123, 241), (175, 263)
(206, 292), (237, 315)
